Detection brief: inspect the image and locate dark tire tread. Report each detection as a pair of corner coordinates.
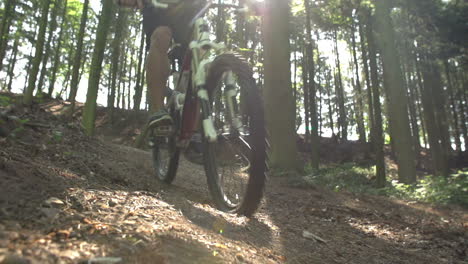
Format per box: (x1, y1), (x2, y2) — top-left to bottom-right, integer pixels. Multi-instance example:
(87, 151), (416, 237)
(203, 53), (267, 217)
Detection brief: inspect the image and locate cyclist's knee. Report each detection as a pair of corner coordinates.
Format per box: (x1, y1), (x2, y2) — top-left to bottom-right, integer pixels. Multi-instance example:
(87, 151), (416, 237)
(150, 26), (172, 52)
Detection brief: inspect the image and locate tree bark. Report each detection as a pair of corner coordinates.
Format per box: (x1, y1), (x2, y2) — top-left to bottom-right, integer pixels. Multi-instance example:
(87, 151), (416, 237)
(358, 18), (374, 145)
(420, 58), (449, 177)
(350, 21), (366, 143)
(454, 70), (468, 151)
(333, 29), (347, 140)
(304, 0), (319, 169)
(82, 0), (116, 136)
(108, 9), (128, 110)
(5, 26), (20, 91)
(374, 1), (416, 183)
(133, 22), (145, 110)
(68, 0), (90, 114)
(302, 46), (310, 143)
(0, 0), (16, 72)
(262, 0), (301, 172)
(37, 0), (60, 93)
(326, 69), (335, 136)
(48, 0), (68, 96)
(366, 12), (386, 187)
(24, 0), (52, 105)
(444, 60), (461, 153)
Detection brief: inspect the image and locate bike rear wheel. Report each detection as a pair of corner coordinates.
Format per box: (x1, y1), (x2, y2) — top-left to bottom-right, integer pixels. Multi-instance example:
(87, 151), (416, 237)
(202, 53), (267, 217)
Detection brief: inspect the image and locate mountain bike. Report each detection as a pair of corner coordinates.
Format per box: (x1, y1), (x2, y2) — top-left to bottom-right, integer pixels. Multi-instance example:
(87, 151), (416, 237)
(148, 0), (267, 217)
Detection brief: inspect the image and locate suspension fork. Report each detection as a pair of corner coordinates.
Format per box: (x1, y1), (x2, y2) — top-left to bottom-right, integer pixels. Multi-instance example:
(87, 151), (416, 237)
(198, 87), (217, 143)
(224, 71), (243, 132)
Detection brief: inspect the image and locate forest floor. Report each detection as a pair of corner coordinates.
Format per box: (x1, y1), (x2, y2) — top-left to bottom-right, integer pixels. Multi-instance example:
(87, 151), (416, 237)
(0, 96), (467, 264)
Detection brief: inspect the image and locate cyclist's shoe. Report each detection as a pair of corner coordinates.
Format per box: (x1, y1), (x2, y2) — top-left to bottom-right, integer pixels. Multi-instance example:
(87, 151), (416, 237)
(148, 110), (173, 136)
(184, 133), (203, 165)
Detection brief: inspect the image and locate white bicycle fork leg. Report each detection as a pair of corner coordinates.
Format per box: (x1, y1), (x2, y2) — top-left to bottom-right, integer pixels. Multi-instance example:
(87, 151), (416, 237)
(225, 71), (243, 131)
(198, 89), (217, 143)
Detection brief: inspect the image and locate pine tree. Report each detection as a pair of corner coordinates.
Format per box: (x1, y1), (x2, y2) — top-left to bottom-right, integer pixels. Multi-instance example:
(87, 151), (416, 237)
(82, 0), (116, 136)
(69, 0), (90, 114)
(374, 1), (416, 183)
(263, 0), (301, 172)
(24, 0), (52, 105)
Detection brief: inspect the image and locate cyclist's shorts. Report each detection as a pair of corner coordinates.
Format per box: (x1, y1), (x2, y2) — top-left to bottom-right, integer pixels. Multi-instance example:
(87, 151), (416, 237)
(142, 0), (207, 54)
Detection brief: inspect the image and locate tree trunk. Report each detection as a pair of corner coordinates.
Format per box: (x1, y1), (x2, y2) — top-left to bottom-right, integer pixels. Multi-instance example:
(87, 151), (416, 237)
(333, 29), (347, 140)
(404, 50), (422, 156)
(133, 22), (145, 110)
(236, 0), (246, 48)
(48, 0), (68, 96)
(68, 0), (90, 114)
(351, 21), (366, 143)
(358, 18), (374, 145)
(420, 58), (449, 176)
(374, 1), (416, 183)
(455, 70), (468, 151)
(292, 38), (297, 120)
(304, 0), (319, 169)
(127, 52), (133, 110)
(302, 47), (310, 143)
(444, 60), (461, 153)
(414, 57), (428, 148)
(0, 0), (16, 72)
(262, 0), (301, 172)
(24, 0), (52, 105)
(37, 0), (60, 93)
(108, 9), (128, 110)
(82, 0), (116, 136)
(366, 12), (386, 187)
(326, 69), (335, 136)
(5, 27), (20, 91)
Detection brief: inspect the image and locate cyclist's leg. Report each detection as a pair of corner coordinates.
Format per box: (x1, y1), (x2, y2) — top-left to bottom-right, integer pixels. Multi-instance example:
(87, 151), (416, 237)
(147, 26), (172, 113)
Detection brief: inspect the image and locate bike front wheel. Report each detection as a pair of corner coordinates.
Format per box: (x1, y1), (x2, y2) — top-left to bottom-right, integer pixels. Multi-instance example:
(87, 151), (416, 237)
(151, 112), (180, 184)
(202, 53), (267, 217)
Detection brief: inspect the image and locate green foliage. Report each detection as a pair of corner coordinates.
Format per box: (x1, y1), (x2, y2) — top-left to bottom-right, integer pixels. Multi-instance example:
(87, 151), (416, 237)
(299, 163), (468, 207)
(302, 163), (375, 193)
(384, 171), (468, 206)
(0, 95), (11, 107)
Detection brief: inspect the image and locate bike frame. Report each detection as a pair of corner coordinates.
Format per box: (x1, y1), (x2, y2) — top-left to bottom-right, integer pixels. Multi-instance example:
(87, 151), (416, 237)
(164, 1), (241, 148)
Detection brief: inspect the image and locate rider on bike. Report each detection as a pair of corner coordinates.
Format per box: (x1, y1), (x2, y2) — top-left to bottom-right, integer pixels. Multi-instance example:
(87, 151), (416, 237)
(117, 0), (263, 130)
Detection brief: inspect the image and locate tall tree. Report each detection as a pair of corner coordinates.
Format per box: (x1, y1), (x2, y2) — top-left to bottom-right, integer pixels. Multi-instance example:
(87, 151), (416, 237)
(365, 12), (386, 187)
(5, 21), (21, 91)
(108, 8), (128, 111)
(0, 0), (16, 72)
(419, 57), (450, 177)
(333, 29), (347, 140)
(82, 0), (116, 136)
(374, 1), (416, 183)
(37, 0), (60, 93)
(304, 0), (319, 169)
(24, 0), (52, 105)
(350, 21), (366, 143)
(48, 0), (68, 96)
(133, 22), (145, 110)
(263, 0), (301, 171)
(68, 0), (90, 114)
(358, 15), (374, 145)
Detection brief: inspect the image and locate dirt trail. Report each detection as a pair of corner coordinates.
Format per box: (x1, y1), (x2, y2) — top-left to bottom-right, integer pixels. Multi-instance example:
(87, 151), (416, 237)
(0, 99), (467, 263)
